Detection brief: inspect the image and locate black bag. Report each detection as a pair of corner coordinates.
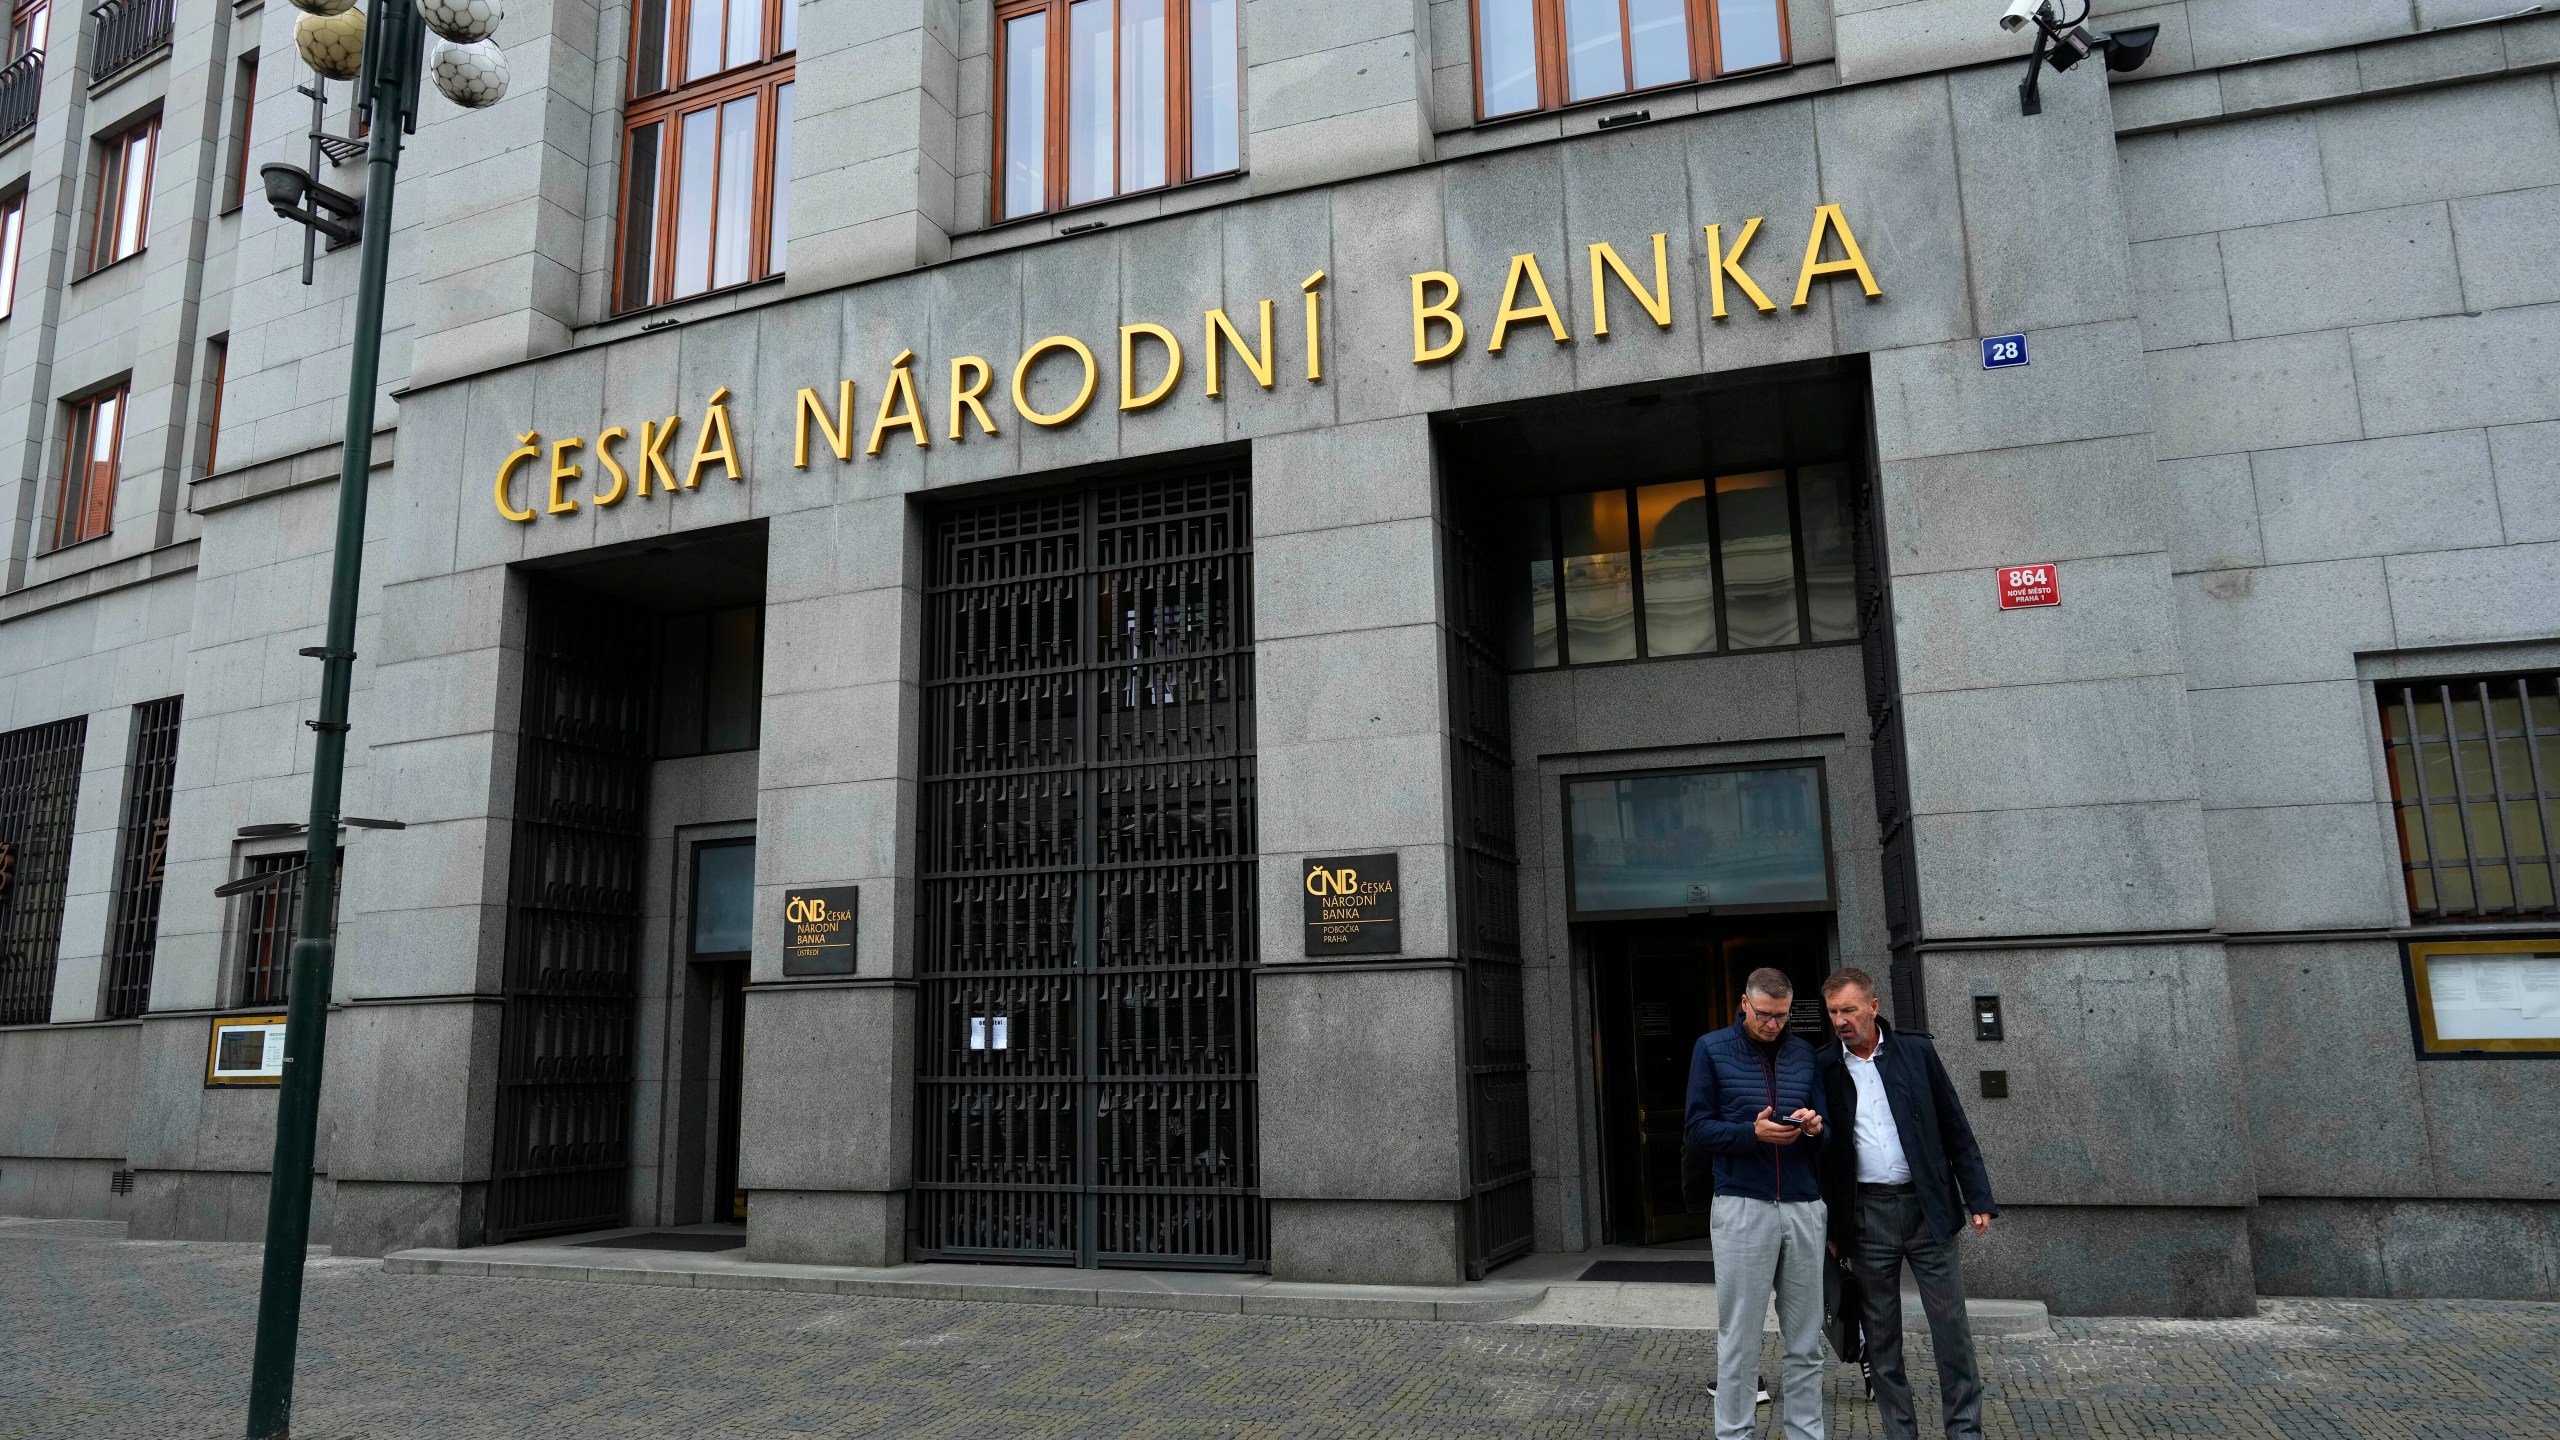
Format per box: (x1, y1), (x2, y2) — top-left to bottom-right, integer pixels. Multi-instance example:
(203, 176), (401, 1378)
(1823, 1253), (1866, 1364)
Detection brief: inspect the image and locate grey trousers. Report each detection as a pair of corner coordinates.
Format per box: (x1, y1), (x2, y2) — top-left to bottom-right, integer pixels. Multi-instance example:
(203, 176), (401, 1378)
(1851, 1186), (1984, 1440)
(1711, 1194), (1828, 1440)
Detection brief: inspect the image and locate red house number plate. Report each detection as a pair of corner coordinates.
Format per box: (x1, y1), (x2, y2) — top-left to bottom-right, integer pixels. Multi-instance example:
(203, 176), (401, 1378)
(1998, 564), (2059, 609)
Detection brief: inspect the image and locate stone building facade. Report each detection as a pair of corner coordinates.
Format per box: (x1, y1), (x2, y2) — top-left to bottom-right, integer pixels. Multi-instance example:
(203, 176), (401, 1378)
(2, 0), (2557, 1315)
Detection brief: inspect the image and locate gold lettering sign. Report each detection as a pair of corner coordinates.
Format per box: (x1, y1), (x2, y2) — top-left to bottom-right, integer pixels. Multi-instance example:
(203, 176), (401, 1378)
(493, 207), (1879, 522)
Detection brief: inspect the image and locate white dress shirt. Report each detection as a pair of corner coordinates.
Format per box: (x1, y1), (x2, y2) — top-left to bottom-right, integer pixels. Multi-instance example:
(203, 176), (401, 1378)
(1843, 1035), (1913, 1185)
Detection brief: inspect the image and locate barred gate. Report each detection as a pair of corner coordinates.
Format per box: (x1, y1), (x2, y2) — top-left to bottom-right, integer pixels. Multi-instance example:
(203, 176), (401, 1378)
(914, 471), (1263, 1270)
(1441, 505), (1534, 1278)
(0, 716), (85, 1026)
(487, 580), (654, 1243)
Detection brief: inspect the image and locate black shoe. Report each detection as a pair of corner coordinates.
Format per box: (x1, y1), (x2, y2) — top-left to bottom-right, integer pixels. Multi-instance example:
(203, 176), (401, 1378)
(1860, 1360), (1874, 1400)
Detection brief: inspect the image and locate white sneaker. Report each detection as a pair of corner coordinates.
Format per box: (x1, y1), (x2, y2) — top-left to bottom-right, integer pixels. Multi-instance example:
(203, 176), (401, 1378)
(1706, 1378), (1774, 1404)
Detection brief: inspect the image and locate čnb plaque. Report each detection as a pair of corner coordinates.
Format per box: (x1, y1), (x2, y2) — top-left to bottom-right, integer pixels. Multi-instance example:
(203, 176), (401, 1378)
(782, 886), (859, 976)
(1302, 853), (1400, 957)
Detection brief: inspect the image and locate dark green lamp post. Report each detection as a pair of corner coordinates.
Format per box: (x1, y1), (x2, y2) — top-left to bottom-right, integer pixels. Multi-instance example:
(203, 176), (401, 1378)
(243, 0), (506, 1431)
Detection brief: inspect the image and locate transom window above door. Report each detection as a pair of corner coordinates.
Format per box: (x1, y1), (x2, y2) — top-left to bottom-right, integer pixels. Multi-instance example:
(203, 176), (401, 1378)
(994, 0), (1240, 221)
(1472, 0), (1790, 120)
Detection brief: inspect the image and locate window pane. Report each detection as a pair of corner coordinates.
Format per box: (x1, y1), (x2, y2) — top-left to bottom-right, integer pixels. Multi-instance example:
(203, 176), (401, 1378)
(1188, 0), (1236, 173)
(691, 841), (755, 954)
(778, 0), (795, 51)
(1067, 0), (1112, 205)
(768, 81), (791, 275)
(1637, 480), (1714, 657)
(115, 129), (151, 259)
(1715, 0), (1785, 71)
(671, 106), (716, 297)
(686, 0), (724, 81)
(79, 393), (118, 540)
(93, 139), (123, 268)
(1567, 765), (1830, 913)
(1477, 0), (1539, 116)
(1002, 11), (1047, 218)
(1498, 498), (1557, 669)
(1119, 0), (1166, 191)
(619, 122), (662, 310)
(660, 612), (708, 755)
(55, 401), (92, 547)
(632, 0), (669, 94)
(725, 0), (759, 69)
(1628, 0), (1690, 88)
(712, 92), (758, 289)
(705, 605), (761, 752)
(1560, 489), (1636, 665)
(1797, 462), (1857, 642)
(0, 200), (22, 317)
(1716, 471), (1798, 649)
(1562, 0), (1626, 102)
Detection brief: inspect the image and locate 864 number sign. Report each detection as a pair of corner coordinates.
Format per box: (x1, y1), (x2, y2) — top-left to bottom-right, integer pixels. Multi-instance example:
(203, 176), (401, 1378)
(1998, 564), (2059, 609)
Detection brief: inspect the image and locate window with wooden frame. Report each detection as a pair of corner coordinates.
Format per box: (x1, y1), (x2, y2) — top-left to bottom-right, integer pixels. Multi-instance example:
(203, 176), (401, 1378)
(1472, 0), (1789, 120)
(9, 0), (47, 59)
(992, 0), (1240, 222)
(202, 335), (228, 476)
(90, 115), (157, 271)
(0, 189), (25, 319)
(52, 383), (124, 550)
(224, 54), (256, 213)
(615, 0), (794, 313)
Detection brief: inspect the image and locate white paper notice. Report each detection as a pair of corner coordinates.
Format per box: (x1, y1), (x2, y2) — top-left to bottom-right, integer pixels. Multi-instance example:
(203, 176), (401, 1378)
(2428, 958), (2475, 1009)
(2524, 958), (2560, 1020)
(967, 1016), (989, 1050)
(262, 1028), (287, 1072)
(2472, 957), (2524, 1008)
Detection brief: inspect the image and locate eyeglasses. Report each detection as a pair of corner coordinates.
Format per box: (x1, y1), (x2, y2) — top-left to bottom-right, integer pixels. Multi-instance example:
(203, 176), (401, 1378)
(1743, 1005), (1791, 1024)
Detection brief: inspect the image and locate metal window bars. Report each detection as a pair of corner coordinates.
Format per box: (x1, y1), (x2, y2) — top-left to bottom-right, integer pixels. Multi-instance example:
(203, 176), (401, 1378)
(102, 695), (180, 1019)
(2381, 674), (2560, 922)
(0, 48), (39, 145)
(234, 851), (312, 1007)
(914, 471), (1263, 1271)
(0, 715), (86, 1025)
(86, 0), (168, 87)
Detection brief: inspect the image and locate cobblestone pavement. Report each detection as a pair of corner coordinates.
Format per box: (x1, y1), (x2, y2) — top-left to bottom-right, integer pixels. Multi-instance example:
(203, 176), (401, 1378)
(6, 1229), (2559, 1439)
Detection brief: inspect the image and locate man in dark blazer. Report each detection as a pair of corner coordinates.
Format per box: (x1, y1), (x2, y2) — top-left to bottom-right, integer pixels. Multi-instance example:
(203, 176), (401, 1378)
(1815, 969), (1998, 1440)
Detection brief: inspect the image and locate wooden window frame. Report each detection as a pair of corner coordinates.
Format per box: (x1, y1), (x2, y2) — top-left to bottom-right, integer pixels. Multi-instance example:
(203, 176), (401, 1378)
(202, 334), (228, 477)
(990, 0), (1239, 224)
(1468, 0), (1791, 122)
(612, 0), (793, 314)
(9, 0), (47, 60)
(89, 114), (158, 273)
(52, 381), (127, 551)
(0, 189), (24, 319)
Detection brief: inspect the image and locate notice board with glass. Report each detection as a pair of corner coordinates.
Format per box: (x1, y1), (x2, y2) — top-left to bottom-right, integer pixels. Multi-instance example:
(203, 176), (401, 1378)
(2404, 937), (2560, 1057)
(1564, 761), (1832, 918)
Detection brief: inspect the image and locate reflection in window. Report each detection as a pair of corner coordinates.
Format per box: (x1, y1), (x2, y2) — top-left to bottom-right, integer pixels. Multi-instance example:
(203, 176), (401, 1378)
(1560, 488), (1637, 665)
(1567, 763), (1830, 915)
(615, 0), (793, 312)
(661, 604), (764, 757)
(691, 839), (756, 955)
(997, 0), (1238, 220)
(1512, 466), (1860, 668)
(1472, 0), (1789, 120)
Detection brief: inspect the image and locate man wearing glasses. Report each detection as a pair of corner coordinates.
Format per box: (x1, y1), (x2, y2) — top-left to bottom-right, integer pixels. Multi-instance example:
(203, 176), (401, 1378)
(1686, 967), (1832, 1440)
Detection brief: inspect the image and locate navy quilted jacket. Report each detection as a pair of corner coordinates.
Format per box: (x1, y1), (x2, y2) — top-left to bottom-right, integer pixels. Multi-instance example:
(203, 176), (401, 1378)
(1683, 1018), (1830, 1204)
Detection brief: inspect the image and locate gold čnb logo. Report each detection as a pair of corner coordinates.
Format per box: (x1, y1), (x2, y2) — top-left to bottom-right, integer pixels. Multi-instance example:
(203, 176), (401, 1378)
(1304, 865), (1361, 897)
(785, 895), (835, 924)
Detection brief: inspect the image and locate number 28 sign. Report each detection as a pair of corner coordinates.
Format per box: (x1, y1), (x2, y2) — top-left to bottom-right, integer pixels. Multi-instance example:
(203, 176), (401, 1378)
(1998, 563), (2059, 609)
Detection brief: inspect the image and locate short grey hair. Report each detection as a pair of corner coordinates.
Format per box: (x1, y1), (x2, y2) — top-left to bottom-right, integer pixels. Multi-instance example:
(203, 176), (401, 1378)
(1743, 967), (1794, 1002)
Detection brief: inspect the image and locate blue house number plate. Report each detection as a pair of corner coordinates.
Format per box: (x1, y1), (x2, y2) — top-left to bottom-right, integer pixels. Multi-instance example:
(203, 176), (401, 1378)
(1982, 334), (2028, 369)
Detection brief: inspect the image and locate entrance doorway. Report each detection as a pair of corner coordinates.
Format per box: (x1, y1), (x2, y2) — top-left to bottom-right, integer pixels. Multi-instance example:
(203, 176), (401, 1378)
(688, 837), (754, 1224)
(1588, 914), (1831, 1246)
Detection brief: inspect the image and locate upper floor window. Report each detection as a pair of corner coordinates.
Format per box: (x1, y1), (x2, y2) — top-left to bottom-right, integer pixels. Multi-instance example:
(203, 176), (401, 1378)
(1473, 0), (1788, 120)
(0, 190), (25, 318)
(52, 383), (124, 549)
(91, 115), (156, 270)
(223, 53), (256, 213)
(2381, 674), (2560, 922)
(1504, 464), (1857, 669)
(994, 0), (1239, 222)
(10, 0), (45, 58)
(616, 0), (793, 312)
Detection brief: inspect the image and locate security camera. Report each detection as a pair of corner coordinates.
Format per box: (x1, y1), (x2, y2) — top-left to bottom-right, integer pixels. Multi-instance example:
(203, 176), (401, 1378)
(1998, 0), (2046, 33)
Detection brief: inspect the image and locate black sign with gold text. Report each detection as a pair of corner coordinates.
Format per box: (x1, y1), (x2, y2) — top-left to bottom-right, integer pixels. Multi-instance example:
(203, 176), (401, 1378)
(782, 886), (859, 976)
(1303, 854), (1400, 957)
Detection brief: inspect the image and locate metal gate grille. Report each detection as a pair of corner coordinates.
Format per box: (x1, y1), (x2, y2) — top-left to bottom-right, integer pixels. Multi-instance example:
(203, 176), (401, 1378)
(915, 471), (1262, 1270)
(103, 696), (180, 1019)
(488, 580), (654, 1243)
(1442, 503), (1534, 1278)
(0, 716), (85, 1026)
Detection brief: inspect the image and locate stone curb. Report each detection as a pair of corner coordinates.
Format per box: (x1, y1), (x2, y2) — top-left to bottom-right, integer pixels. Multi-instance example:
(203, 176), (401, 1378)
(382, 1252), (1547, 1323)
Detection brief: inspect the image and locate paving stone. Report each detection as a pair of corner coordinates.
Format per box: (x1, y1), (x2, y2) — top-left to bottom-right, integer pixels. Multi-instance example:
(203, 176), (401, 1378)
(6, 1231), (2560, 1438)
